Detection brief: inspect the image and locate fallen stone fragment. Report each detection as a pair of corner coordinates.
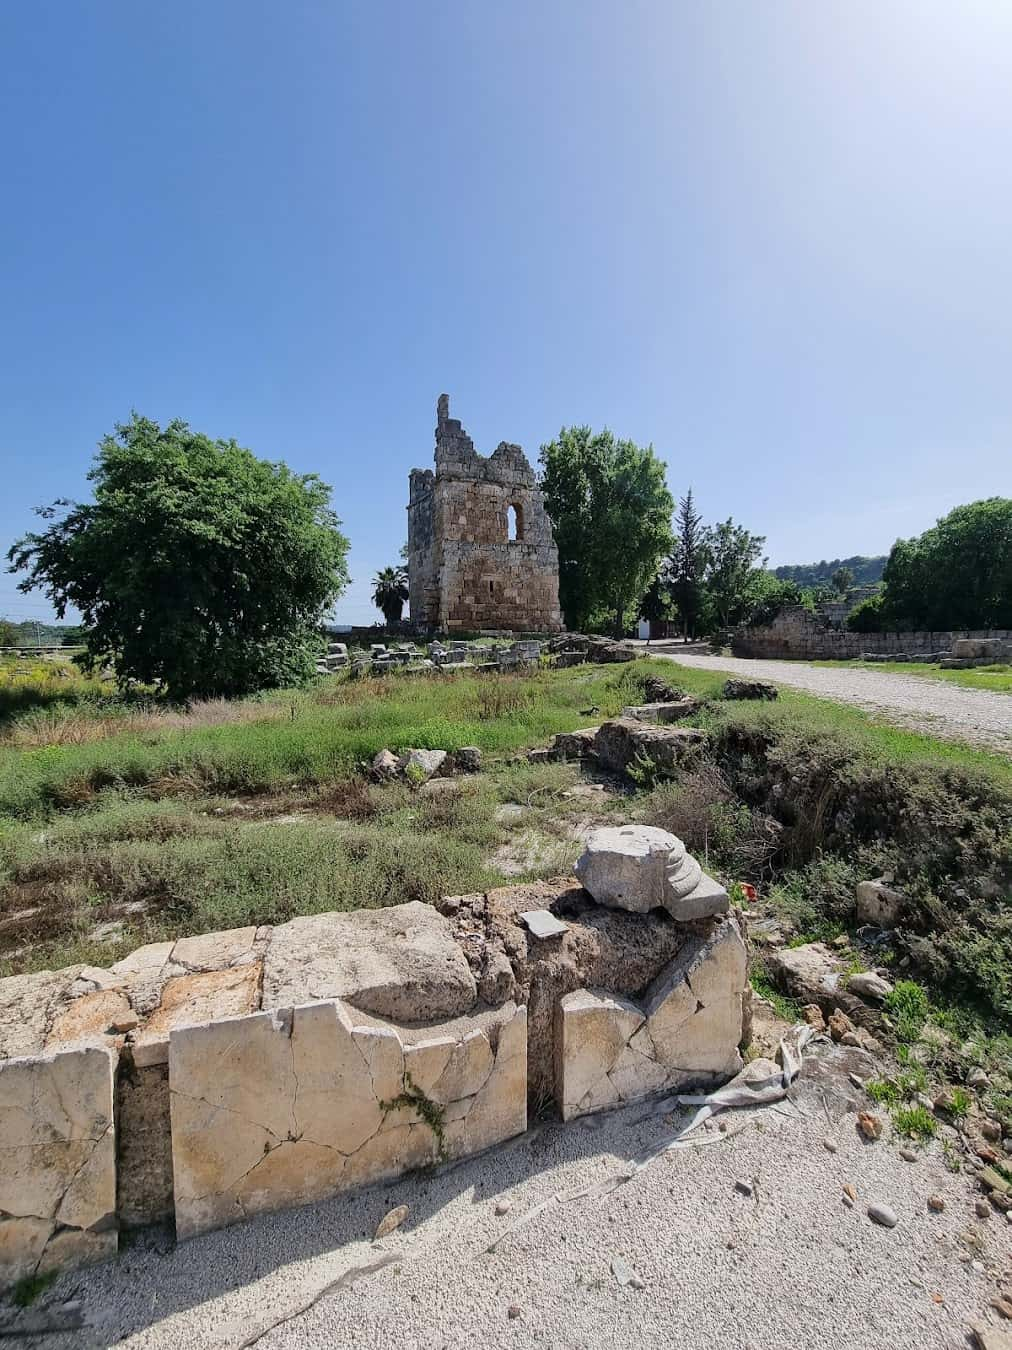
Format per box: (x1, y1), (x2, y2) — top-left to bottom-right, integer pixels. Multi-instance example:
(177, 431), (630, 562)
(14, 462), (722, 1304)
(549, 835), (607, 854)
(828, 1009), (856, 1042)
(927, 1195), (945, 1212)
(823, 1137), (838, 1153)
(507, 1305), (522, 1320)
(494, 1199), (512, 1216)
(372, 749), (399, 779)
(398, 748), (448, 782)
(990, 1298), (1012, 1320)
(802, 1004), (826, 1032)
(767, 943), (842, 1005)
(975, 1200), (992, 1219)
(574, 825), (727, 922)
(867, 1203), (898, 1228)
(843, 1183), (857, 1202)
(899, 1147), (917, 1163)
(519, 910), (569, 940)
(734, 1179), (753, 1197)
(857, 1111), (883, 1140)
(620, 699), (699, 724)
(968, 1067), (990, 1090)
(981, 1120), (1002, 1142)
(847, 972), (893, 1002)
(453, 746), (482, 773)
(855, 878), (905, 928)
(374, 1205), (410, 1239)
(969, 1321), (1012, 1350)
(722, 678), (778, 701)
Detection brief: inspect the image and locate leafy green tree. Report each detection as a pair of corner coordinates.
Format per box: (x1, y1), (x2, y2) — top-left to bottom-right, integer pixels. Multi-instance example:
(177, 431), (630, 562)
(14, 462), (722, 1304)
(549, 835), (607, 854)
(540, 427), (673, 635)
(746, 574), (803, 627)
(702, 518), (768, 630)
(670, 489), (707, 640)
(639, 565), (676, 626)
(8, 415), (350, 699)
(0, 618), (15, 647)
(875, 498), (1012, 630)
(372, 565), (409, 625)
(846, 592), (886, 632)
(831, 565), (854, 596)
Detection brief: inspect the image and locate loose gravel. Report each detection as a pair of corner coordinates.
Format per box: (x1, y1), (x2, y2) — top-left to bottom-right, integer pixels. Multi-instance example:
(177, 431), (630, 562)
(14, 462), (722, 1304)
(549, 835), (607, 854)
(651, 650), (1012, 753)
(22, 1046), (1010, 1350)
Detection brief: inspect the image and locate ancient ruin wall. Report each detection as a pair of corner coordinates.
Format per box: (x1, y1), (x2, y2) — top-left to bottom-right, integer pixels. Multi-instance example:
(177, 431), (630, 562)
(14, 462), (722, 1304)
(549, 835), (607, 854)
(407, 395), (562, 632)
(732, 606), (1012, 661)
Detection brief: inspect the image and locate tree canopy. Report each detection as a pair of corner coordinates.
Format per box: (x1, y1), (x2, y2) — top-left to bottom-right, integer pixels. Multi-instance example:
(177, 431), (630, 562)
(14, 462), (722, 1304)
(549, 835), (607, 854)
(847, 498), (1012, 632)
(8, 415), (350, 698)
(539, 427), (673, 634)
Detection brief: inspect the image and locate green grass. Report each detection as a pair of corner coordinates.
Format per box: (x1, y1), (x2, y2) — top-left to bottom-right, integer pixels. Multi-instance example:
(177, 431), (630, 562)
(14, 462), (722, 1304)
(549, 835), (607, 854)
(812, 659), (1012, 694)
(892, 1105), (937, 1140)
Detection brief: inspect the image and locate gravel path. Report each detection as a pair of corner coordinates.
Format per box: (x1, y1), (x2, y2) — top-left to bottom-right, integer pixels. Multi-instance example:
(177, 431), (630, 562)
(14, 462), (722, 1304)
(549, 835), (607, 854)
(644, 647), (1012, 753)
(20, 1044), (1010, 1350)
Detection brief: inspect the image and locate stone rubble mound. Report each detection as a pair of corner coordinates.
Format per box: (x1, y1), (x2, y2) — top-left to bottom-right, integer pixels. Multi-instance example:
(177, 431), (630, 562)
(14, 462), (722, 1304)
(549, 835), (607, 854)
(543, 632), (637, 664)
(722, 678), (778, 701)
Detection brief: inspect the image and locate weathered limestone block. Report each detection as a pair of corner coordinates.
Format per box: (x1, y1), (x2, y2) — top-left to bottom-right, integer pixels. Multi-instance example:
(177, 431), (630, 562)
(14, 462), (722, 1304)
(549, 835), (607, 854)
(0, 1045), (117, 1284)
(397, 748), (447, 780)
(170, 999), (526, 1239)
(620, 699), (699, 723)
(722, 679), (778, 701)
(855, 878), (905, 928)
(547, 727), (600, 761)
(574, 826), (727, 922)
(554, 916), (746, 1120)
(593, 719), (706, 777)
(262, 901), (477, 1023)
(131, 963), (262, 1068)
(0, 967), (86, 1061)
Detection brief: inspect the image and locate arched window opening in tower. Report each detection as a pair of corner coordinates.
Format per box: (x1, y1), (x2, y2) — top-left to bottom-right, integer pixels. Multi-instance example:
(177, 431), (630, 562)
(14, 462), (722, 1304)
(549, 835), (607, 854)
(507, 504), (524, 542)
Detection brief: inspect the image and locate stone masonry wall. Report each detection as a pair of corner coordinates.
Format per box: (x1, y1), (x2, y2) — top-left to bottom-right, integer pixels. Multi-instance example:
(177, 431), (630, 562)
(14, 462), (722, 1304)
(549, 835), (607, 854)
(733, 606), (1012, 661)
(407, 395), (562, 632)
(0, 839), (746, 1285)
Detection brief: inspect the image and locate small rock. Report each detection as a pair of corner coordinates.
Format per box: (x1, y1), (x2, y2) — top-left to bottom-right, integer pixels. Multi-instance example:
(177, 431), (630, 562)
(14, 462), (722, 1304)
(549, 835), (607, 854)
(867, 1203), (898, 1228)
(975, 1200), (991, 1219)
(734, 1180), (753, 1197)
(374, 1204), (410, 1239)
(980, 1120), (1002, 1142)
(507, 1305), (522, 1320)
(927, 1195), (945, 1212)
(823, 1137), (838, 1153)
(372, 749), (399, 779)
(840, 1031), (863, 1048)
(899, 1147), (917, 1163)
(848, 972), (893, 1002)
(495, 1199), (512, 1216)
(829, 1009), (856, 1043)
(611, 1255), (644, 1288)
(108, 1012), (139, 1033)
(967, 1067), (990, 1091)
(843, 1183), (857, 1201)
(989, 1297), (1012, 1320)
(453, 746), (482, 774)
(802, 1004), (826, 1033)
(842, 1193), (854, 1208)
(858, 1112), (883, 1141)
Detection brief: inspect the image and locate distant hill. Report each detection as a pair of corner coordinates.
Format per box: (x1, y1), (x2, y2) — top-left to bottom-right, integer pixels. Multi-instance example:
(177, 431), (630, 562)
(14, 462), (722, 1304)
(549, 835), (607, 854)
(0, 618), (84, 647)
(772, 555), (887, 588)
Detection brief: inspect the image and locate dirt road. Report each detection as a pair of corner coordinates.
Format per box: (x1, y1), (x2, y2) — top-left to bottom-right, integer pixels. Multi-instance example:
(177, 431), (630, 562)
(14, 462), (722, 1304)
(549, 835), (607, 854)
(645, 647), (1012, 753)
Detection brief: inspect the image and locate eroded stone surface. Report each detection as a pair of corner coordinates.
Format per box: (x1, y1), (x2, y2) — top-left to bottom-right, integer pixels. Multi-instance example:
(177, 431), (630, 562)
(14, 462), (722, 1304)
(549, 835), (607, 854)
(169, 999), (526, 1238)
(132, 964), (262, 1068)
(262, 902), (477, 1023)
(0, 1045), (116, 1283)
(592, 719), (706, 776)
(574, 826), (727, 922)
(555, 915), (746, 1120)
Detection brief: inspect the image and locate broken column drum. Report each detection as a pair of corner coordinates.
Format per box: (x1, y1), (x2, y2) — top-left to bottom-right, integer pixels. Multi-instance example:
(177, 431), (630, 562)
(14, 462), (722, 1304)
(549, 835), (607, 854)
(407, 394), (563, 632)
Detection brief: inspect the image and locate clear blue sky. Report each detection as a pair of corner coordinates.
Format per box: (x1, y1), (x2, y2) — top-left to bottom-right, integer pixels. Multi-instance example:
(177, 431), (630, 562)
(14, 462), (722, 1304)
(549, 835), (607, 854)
(2, 1), (1010, 626)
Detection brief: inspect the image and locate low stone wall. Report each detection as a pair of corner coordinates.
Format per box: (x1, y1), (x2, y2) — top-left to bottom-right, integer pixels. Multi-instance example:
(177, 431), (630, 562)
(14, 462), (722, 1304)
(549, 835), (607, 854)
(0, 839), (747, 1286)
(732, 607), (1012, 661)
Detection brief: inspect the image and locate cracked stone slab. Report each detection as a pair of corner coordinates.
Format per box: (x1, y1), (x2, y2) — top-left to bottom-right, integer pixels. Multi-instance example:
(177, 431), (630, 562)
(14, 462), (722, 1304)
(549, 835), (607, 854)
(169, 998), (526, 1240)
(555, 915), (747, 1120)
(262, 901), (477, 1023)
(0, 967), (85, 1060)
(131, 963), (262, 1068)
(0, 1045), (117, 1284)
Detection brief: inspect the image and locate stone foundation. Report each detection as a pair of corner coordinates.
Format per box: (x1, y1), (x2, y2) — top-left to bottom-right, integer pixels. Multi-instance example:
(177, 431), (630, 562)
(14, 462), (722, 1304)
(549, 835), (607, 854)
(0, 844), (747, 1285)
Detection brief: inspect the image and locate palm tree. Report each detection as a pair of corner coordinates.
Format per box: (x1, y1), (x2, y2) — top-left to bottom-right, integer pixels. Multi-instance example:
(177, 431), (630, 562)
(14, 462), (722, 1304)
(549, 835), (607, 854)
(372, 565), (409, 625)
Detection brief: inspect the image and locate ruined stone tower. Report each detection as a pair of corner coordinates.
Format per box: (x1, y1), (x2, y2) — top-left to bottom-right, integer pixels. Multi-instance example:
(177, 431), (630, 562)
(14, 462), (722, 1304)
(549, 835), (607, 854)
(407, 395), (562, 632)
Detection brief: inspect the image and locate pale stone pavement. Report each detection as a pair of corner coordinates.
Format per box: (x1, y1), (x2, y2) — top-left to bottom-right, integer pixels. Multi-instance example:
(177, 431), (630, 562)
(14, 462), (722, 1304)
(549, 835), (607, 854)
(640, 645), (1012, 753)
